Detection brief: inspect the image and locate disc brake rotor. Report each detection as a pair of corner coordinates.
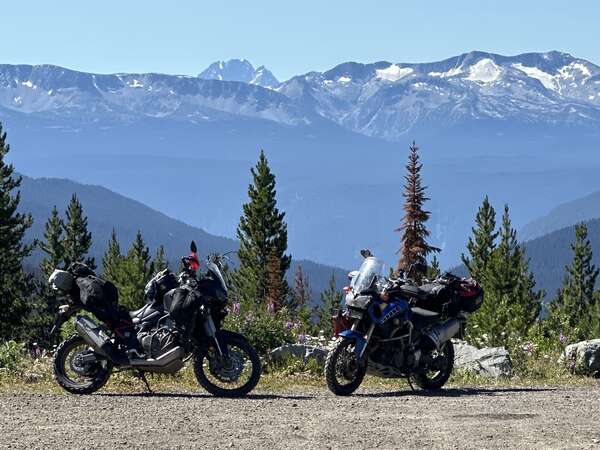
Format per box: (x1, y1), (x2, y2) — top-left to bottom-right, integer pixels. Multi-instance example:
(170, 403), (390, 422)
(208, 348), (246, 382)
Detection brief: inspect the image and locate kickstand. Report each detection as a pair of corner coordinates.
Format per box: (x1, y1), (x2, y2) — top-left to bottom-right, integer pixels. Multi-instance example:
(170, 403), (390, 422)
(137, 371), (153, 394)
(406, 375), (416, 393)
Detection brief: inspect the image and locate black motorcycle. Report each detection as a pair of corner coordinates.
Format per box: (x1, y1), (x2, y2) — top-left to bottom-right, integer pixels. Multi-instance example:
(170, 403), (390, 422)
(48, 242), (261, 397)
(325, 252), (483, 396)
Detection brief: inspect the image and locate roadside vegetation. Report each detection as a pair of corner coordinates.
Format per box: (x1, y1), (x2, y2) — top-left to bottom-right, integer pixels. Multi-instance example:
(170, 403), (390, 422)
(1, 120), (599, 392)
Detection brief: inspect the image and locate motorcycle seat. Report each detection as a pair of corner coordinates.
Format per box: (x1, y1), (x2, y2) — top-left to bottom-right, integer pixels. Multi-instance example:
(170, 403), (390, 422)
(410, 307), (440, 327)
(401, 282), (447, 301)
(129, 304), (164, 324)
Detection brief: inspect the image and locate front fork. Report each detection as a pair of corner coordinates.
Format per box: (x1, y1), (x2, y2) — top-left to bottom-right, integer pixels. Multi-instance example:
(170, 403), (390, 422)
(201, 309), (227, 358)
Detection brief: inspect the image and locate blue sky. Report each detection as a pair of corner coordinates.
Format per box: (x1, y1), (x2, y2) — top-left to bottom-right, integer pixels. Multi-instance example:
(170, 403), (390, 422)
(3, 1), (597, 80)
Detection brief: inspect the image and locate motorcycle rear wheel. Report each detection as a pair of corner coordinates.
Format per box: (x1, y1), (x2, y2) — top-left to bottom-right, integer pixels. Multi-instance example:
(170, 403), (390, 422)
(325, 338), (367, 396)
(53, 335), (112, 395)
(194, 334), (261, 398)
(413, 340), (454, 390)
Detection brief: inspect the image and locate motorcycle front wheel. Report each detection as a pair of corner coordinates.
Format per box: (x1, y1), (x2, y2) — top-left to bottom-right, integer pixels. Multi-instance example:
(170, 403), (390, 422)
(53, 335), (112, 395)
(194, 334), (261, 398)
(325, 338), (367, 396)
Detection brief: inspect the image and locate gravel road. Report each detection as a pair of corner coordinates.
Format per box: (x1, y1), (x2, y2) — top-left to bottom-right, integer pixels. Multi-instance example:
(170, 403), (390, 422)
(1, 386), (599, 449)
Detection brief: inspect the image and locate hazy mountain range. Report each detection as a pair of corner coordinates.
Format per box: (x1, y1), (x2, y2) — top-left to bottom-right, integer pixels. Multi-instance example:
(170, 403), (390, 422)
(2, 51), (600, 272)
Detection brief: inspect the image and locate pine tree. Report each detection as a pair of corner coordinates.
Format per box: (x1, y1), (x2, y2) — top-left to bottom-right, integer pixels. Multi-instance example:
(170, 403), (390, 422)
(152, 245), (168, 273)
(36, 206), (66, 342)
(0, 122), (34, 341)
(293, 265), (311, 308)
(39, 206), (65, 278)
(233, 151), (291, 309)
(62, 194), (95, 269)
(462, 195), (498, 282)
(548, 223), (599, 342)
(319, 273), (341, 336)
(102, 229), (122, 283)
(467, 205), (542, 347)
(427, 255), (441, 280)
(396, 142), (439, 280)
(117, 230), (153, 310)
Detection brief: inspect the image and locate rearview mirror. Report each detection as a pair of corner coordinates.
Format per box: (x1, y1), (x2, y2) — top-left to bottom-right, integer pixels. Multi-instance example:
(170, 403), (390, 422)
(360, 249), (372, 259)
(190, 241), (197, 253)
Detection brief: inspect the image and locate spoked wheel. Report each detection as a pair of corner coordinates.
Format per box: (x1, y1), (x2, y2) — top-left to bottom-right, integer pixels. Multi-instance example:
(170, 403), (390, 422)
(53, 335), (112, 395)
(414, 340), (454, 390)
(194, 334), (261, 398)
(325, 339), (367, 396)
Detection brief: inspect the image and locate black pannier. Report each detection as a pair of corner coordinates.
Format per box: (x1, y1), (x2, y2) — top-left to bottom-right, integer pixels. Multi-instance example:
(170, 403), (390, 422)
(454, 279), (484, 313)
(144, 269), (179, 305)
(75, 276), (119, 308)
(163, 287), (201, 333)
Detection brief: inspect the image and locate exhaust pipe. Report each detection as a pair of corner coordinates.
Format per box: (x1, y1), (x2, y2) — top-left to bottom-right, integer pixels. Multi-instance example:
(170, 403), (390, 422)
(423, 318), (461, 350)
(75, 316), (127, 364)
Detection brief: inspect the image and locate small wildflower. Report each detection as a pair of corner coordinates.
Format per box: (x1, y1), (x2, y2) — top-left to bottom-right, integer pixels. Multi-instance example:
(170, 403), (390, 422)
(559, 333), (568, 345)
(231, 302), (241, 314)
(297, 333), (307, 344)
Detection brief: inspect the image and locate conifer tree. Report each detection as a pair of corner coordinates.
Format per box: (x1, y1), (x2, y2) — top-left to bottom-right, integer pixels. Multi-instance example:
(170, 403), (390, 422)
(293, 265), (311, 308)
(233, 151), (291, 308)
(0, 123), (34, 340)
(462, 196), (498, 282)
(319, 273), (341, 336)
(36, 206), (66, 341)
(102, 229), (122, 283)
(152, 245), (167, 273)
(39, 206), (64, 278)
(62, 194), (95, 269)
(467, 205), (542, 347)
(427, 255), (441, 280)
(118, 230), (152, 310)
(396, 142), (438, 280)
(548, 223), (599, 342)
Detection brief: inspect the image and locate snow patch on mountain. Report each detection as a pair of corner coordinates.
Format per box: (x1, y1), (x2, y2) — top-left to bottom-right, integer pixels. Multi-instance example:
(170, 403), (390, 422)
(199, 59), (279, 88)
(429, 67), (463, 78)
(512, 63), (559, 91)
(465, 58), (501, 83)
(376, 64), (413, 82)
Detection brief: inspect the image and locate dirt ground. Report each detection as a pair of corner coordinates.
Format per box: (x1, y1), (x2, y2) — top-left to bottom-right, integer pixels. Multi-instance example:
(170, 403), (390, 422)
(1, 385), (599, 449)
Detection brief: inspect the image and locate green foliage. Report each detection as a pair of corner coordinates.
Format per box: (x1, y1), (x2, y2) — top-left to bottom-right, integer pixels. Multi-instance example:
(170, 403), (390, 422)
(232, 151), (291, 309)
(319, 273), (342, 336)
(427, 255), (441, 280)
(0, 122), (34, 341)
(462, 195), (498, 282)
(465, 203), (542, 349)
(39, 206), (64, 278)
(0, 341), (24, 371)
(547, 223), (599, 343)
(113, 230), (153, 310)
(152, 245), (168, 273)
(225, 305), (294, 355)
(62, 194), (95, 269)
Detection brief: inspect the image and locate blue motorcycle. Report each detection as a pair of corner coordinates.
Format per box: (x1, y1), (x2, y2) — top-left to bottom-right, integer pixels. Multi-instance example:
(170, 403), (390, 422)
(325, 252), (483, 396)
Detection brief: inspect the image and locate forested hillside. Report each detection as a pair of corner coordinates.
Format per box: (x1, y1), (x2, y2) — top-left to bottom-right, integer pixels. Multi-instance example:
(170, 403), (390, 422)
(18, 174), (348, 300)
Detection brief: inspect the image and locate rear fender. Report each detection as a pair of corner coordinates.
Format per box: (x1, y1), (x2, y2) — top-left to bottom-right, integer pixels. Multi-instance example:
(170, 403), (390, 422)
(338, 330), (367, 358)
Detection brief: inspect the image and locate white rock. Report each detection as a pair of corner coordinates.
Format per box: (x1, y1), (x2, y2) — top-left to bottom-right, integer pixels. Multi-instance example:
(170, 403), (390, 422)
(561, 339), (600, 375)
(269, 344), (329, 366)
(452, 340), (513, 378)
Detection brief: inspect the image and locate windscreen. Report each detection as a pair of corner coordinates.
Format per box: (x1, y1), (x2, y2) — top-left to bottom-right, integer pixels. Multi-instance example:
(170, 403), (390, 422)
(351, 257), (384, 294)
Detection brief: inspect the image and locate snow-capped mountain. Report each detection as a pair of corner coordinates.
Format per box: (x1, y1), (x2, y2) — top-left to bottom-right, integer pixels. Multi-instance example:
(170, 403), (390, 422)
(1, 51), (599, 141)
(198, 59), (279, 88)
(0, 63), (305, 125)
(278, 51), (600, 140)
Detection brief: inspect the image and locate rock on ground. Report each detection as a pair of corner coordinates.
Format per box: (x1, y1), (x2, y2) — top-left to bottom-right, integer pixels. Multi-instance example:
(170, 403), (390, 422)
(269, 344), (329, 366)
(562, 339), (600, 375)
(453, 340), (513, 378)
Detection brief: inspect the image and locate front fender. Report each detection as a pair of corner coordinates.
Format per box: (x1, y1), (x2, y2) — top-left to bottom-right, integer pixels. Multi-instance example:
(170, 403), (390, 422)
(338, 330), (367, 358)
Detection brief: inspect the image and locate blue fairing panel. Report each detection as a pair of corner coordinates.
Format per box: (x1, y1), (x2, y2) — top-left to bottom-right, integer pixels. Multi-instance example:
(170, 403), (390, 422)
(339, 330), (366, 356)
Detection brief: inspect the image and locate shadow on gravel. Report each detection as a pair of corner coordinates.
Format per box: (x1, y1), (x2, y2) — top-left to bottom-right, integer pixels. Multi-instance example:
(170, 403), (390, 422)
(356, 387), (556, 398)
(96, 392), (313, 400)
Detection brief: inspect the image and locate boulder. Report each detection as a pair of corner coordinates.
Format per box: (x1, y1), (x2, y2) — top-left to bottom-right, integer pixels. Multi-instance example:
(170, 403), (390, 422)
(268, 344), (329, 366)
(452, 340), (513, 378)
(561, 339), (600, 375)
